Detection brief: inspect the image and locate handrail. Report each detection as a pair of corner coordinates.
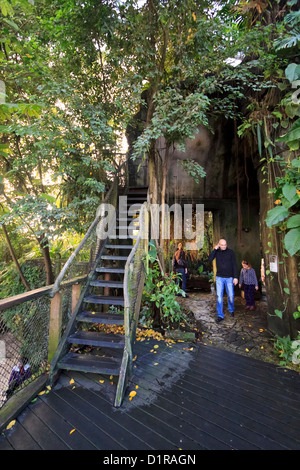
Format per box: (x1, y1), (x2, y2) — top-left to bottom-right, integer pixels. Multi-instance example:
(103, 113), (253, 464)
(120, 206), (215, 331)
(50, 160), (127, 297)
(115, 198), (149, 407)
(49, 160), (127, 297)
(0, 275), (87, 311)
(123, 202), (149, 336)
(50, 184), (115, 297)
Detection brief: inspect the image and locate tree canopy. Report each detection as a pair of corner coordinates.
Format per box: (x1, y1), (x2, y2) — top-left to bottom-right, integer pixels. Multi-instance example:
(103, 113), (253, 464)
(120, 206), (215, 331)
(0, 0), (299, 287)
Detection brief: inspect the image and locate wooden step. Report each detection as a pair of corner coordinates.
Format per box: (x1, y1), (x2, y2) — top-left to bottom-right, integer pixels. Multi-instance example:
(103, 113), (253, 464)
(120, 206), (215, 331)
(84, 295), (125, 306)
(128, 187), (148, 193)
(57, 352), (122, 375)
(77, 311), (124, 325)
(90, 280), (123, 288)
(67, 331), (125, 348)
(101, 255), (128, 261)
(96, 267), (125, 274)
(105, 245), (133, 249)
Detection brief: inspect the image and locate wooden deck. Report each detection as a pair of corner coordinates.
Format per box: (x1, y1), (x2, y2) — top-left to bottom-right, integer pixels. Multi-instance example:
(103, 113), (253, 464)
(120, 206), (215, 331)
(0, 337), (300, 451)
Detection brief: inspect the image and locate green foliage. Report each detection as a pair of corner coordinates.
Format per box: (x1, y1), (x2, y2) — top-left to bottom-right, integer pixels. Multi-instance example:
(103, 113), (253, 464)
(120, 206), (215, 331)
(142, 261), (184, 326)
(0, 262), (45, 298)
(273, 8), (300, 51)
(237, 4), (300, 259)
(134, 87), (210, 154)
(0, 0), (299, 285)
(178, 159), (206, 184)
(142, 240), (185, 326)
(274, 333), (300, 369)
(265, 158), (300, 257)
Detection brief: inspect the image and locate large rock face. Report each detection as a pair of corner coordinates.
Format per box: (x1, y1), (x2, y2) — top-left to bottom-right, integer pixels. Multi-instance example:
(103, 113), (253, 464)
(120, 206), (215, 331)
(127, 114), (299, 339)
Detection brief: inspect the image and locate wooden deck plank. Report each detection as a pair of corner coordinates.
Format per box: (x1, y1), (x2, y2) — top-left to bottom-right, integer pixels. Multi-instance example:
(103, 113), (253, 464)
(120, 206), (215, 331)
(68, 386), (155, 450)
(186, 349), (300, 421)
(120, 381), (231, 450)
(39, 390), (123, 450)
(161, 378), (295, 450)
(0, 341), (299, 451)
(133, 342), (300, 428)
(62, 370), (190, 450)
(16, 409), (69, 450)
(0, 436), (14, 450)
(0, 422), (41, 450)
(194, 345), (300, 399)
(174, 372), (300, 442)
(130, 367), (268, 450)
(130, 347), (279, 449)
(27, 400), (97, 450)
(55, 386), (148, 450)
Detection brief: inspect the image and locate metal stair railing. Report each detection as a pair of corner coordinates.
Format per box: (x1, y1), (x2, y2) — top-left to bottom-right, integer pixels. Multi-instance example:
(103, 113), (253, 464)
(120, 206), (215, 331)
(114, 199), (149, 407)
(50, 172), (120, 299)
(48, 172), (121, 383)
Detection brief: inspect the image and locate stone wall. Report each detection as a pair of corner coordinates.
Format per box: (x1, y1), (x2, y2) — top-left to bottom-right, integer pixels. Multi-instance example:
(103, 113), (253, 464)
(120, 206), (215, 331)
(154, 118), (261, 275)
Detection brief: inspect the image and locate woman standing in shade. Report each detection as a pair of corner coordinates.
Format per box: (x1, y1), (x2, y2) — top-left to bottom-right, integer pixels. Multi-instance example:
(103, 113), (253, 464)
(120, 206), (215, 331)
(172, 243), (188, 297)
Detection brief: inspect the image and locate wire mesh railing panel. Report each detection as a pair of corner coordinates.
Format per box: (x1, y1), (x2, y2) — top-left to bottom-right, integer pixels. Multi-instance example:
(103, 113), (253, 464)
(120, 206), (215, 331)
(0, 295), (50, 408)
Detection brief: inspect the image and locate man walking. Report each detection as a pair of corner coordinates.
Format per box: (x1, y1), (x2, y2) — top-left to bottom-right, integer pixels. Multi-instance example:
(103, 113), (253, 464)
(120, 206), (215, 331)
(208, 239), (238, 323)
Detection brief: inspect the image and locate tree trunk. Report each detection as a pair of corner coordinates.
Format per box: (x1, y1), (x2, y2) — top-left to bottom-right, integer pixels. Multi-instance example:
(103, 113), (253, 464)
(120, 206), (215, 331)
(1, 224), (31, 290)
(258, 156), (300, 339)
(38, 234), (54, 285)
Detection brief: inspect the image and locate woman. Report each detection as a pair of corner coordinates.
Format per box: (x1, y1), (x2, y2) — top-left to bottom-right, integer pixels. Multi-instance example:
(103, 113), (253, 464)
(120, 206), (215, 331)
(172, 243), (188, 297)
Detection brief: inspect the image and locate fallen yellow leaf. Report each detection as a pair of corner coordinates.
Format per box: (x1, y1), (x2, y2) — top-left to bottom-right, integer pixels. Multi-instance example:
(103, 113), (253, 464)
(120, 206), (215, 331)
(99, 380), (105, 383)
(129, 390), (137, 398)
(69, 429), (76, 435)
(6, 420), (16, 430)
(69, 378), (75, 385)
(38, 390), (45, 395)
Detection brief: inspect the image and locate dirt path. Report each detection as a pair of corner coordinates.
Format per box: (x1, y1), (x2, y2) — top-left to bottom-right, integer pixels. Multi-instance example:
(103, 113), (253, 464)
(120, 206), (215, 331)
(178, 290), (282, 366)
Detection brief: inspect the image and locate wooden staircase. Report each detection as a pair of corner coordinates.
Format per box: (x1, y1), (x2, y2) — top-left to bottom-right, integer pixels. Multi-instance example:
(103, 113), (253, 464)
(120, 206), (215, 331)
(49, 187), (148, 404)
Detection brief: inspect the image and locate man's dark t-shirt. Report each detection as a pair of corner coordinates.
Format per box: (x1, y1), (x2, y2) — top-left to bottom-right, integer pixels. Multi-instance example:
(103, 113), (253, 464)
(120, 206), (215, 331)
(208, 248), (238, 278)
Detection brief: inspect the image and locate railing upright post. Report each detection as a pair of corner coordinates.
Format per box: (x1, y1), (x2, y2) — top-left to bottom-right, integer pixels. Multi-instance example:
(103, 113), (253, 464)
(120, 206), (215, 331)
(48, 291), (63, 363)
(71, 284), (81, 314)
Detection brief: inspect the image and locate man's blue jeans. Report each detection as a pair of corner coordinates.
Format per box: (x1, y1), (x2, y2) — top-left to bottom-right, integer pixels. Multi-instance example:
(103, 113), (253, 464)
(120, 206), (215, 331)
(216, 276), (234, 318)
